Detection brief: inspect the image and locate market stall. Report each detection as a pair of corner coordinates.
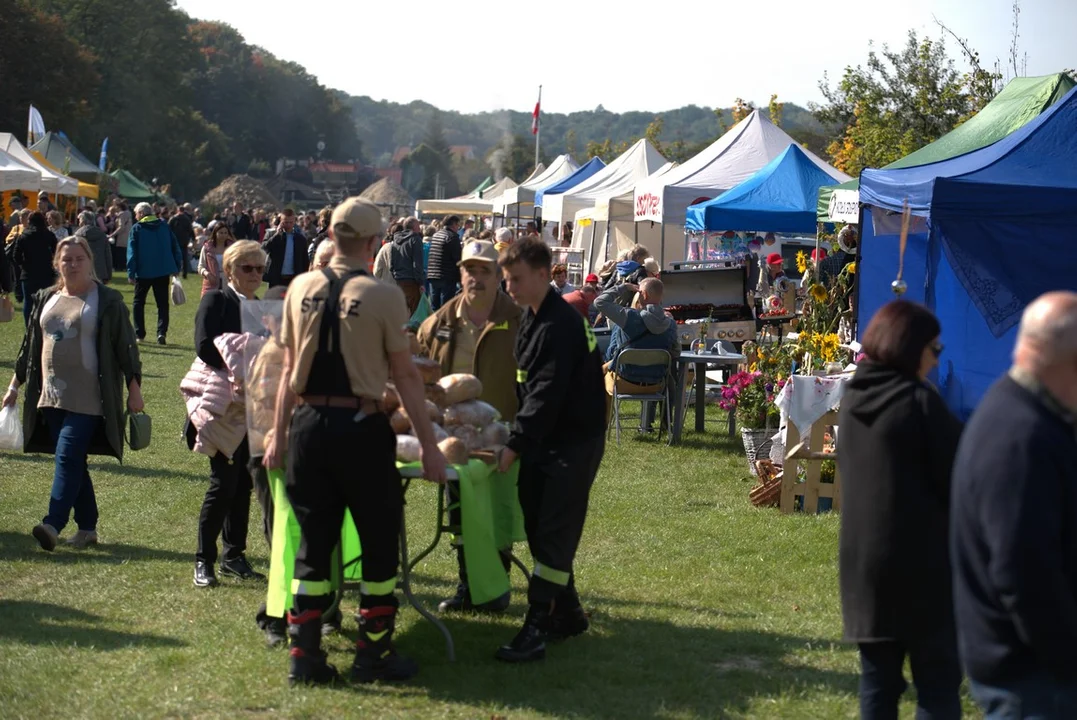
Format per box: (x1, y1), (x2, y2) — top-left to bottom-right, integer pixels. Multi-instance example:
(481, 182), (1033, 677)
(635, 109), (847, 267)
(0, 133), (78, 196)
(858, 84), (1077, 419)
(416, 176), (517, 216)
(29, 132), (101, 177)
(0, 149), (41, 192)
(494, 154), (579, 220)
(111, 168), (156, 201)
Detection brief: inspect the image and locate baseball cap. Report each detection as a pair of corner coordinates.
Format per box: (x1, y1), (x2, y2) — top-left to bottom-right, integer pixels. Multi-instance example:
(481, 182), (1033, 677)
(766, 252), (783, 265)
(331, 197), (384, 241)
(458, 240), (499, 266)
(585, 273), (599, 284)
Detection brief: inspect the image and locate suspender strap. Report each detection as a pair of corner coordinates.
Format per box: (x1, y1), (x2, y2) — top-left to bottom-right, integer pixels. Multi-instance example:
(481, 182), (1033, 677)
(317, 267), (365, 354)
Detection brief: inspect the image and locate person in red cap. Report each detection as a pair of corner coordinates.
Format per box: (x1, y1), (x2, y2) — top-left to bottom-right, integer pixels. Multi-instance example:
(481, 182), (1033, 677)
(757, 252), (787, 295)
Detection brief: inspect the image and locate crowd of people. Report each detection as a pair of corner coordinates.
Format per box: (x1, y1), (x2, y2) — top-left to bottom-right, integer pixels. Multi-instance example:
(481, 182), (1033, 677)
(3, 188), (1077, 717)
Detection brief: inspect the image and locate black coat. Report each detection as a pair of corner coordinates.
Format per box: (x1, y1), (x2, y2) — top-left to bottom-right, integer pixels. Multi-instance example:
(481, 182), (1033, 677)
(837, 361), (963, 643)
(11, 227), (58, 287)
(186, 286), (245, 450)
(262, 227), (308, 286)
(231, 212), (254, 240)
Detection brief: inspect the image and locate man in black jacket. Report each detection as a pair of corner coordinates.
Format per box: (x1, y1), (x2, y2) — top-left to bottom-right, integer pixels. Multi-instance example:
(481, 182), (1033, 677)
(261, 208), (308, 287)
(168, 203), (195, 279)
(951, 291), (1077, 717)
(427, 215), (462, 310)
(230, 202), (254, 240)
(389, 217), (425, 315)
(494, 237), (606, 664)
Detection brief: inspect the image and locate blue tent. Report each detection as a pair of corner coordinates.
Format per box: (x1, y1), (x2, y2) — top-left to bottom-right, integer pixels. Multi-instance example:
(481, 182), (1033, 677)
(534, 156), (606, 208)
(858, 84), (1077, 418)
(685, 145), (846, 232)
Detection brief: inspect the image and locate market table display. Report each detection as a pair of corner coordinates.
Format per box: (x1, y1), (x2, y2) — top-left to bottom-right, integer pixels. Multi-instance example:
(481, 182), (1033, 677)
(670, 348), (747, 445)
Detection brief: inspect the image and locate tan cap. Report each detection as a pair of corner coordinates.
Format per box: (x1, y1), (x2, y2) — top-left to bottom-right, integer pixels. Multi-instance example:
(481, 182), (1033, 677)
(458, 240), (499, 266)
(331, 197), (384, 241)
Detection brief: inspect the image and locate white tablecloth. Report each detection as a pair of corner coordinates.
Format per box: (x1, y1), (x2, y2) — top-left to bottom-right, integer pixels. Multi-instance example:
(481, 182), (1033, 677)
(774, 373), (853, 435)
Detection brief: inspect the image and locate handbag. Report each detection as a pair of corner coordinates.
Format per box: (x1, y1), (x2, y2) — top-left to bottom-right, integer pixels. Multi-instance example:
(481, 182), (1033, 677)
(125, 410), (152, 451)
(171, 276), (187, 306)
(0, 295), (13, 323)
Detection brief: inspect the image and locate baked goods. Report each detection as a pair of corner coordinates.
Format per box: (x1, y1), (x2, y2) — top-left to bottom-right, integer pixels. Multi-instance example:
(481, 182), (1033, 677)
(436, 373), (483, 405)
(442, 400), (500, 428)
(438, 437), (469, 465)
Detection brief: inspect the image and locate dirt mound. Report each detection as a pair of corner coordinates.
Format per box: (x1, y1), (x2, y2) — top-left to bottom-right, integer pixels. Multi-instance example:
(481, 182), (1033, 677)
(200, 175), (277, 210)
(359, 177), (413, 207)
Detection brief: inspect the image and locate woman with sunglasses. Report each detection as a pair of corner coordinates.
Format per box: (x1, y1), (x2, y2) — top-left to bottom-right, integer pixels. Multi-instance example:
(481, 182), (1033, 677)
(188, 240), (269, 588)
(837, 300), (964, 720)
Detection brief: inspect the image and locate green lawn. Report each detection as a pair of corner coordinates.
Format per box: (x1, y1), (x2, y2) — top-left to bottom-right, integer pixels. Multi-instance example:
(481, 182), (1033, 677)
(0, 276), (976, 719)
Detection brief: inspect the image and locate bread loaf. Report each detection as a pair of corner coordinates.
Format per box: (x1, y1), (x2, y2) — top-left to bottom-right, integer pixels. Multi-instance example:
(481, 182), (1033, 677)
(479, 422), (511, 449)
(390, 409), (410, 434)
(438, 437), (469, 466)
(424, 382), (448, 409)
(436, 373), (483, 405)
(412, 423), (449, 443)
(449, 424), (481, 451)
(396, 435), (421, 463)
(443, 400), (501, 428)
(414, 356), (442, 385)
(382, 383), (401, 414)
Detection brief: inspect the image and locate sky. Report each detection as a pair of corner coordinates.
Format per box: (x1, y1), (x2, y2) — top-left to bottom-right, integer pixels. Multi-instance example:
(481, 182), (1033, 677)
(176, 0), (1075, 115)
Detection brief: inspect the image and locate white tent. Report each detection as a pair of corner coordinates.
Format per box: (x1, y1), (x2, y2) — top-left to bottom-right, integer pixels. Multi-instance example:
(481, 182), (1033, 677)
(416, 176), (518, 216)
(0, 148), (42, 192)
(632, 110), (851, 264)
(574, 161), (678, 273)
(543, 139), (668, 228)
(0, 133), (79, 196)
(493, 154), (580, 217)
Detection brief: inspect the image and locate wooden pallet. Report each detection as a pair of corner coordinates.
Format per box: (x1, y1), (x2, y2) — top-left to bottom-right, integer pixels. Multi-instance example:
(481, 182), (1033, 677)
(780, 410), (841, 514)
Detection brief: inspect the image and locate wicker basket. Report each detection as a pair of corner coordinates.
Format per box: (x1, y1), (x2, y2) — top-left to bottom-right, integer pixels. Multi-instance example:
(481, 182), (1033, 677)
(740, 427), (775, 474)
(749, 460), (783, 508)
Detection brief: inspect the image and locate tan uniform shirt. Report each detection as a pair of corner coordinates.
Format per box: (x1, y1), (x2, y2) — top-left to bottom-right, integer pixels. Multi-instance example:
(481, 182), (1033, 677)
(281, 256), (410, 399)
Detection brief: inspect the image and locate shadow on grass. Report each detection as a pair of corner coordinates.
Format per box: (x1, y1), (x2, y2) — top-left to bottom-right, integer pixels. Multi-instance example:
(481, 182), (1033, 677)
(0, 600), (186, 650)
(0, 531), (194, 565)
(0, 452), (207, 483)
(392, 615), (856, 719)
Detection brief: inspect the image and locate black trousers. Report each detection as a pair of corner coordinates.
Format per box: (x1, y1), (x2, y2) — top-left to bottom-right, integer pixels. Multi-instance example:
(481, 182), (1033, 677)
(858, 626), (962, 720)
(518, 437), (605, 605)
(111, 245), (126, 271)
(196, 437), (252, 565)
(132, 275), (170, 339)
(286, 405), (402, 611)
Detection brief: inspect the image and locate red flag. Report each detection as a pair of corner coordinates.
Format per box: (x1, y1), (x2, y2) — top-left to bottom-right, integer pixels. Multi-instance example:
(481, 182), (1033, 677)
(531, 98), (540, 135)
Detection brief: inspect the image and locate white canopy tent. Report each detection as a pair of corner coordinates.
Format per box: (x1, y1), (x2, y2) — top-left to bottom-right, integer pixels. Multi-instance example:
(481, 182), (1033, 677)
(0, 133), (79, 196)
(542, 139), (668, 229)
(632, 110), (850, 265)
(0, 148), (42, 192)
(574, 161), (678, 273)
(493, 154), (579, 217)
(416, 176), (518, 216)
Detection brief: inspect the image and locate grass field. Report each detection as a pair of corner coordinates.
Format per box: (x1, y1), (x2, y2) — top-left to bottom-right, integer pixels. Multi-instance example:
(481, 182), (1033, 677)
(0, 276), (977, 719)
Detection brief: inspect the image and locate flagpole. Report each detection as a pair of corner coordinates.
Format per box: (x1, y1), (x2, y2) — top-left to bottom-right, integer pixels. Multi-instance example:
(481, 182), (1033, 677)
(534, 85), (542, 169)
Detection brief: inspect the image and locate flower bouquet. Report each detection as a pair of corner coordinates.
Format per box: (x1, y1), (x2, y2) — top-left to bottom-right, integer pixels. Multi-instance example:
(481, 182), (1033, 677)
(720, 370), (786, 472)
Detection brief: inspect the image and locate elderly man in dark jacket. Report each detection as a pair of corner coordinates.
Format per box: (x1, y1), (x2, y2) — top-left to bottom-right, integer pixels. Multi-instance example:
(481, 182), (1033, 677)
(390, 217), (426, 315)
(261, 209), (308, 287)
(951, 292), (1077, 718)
(127, 202), (183, 344)
(75, 211), (112, 285)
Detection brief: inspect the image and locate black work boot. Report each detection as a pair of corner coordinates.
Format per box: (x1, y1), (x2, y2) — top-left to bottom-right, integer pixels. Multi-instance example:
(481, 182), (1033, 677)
(495, 603), (550, 663)
(548, 585), (589, 641)
(439, 547), (511, 613)
(287, 610), (340, 687)
(351, 604), (419, 683)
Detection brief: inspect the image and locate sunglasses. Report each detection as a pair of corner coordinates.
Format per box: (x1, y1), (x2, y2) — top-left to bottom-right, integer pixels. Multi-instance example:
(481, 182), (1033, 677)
(239, 264), (265, 274)
(930, 342), (945, 358)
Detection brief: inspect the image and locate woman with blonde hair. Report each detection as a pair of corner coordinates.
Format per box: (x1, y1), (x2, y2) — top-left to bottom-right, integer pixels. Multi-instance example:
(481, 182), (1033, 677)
(3, 235), (143, 551)
(46, 210), (69, 240)
(187, 240), (269, 587)
(198, 222), (235, 297)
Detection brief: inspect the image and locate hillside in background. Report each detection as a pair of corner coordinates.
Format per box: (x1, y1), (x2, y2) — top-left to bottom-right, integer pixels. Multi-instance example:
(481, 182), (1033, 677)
(342, 94), (830, 167)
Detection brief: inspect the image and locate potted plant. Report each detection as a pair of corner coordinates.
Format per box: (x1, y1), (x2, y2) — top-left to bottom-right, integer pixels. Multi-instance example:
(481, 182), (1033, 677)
(720, 371), (785, 472)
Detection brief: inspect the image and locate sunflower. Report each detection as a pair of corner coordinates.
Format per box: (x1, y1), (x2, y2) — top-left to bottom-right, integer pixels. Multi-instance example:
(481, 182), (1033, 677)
(809, 284), (828, 303)
(795, 250), (809, 274)
(845, 261), (857, 275)
(820, 333), (841, 361)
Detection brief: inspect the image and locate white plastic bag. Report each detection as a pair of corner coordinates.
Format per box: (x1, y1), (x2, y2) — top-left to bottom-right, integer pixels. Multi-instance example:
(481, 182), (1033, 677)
(0, 405), (23, 451)
(171, 276), (187, 306)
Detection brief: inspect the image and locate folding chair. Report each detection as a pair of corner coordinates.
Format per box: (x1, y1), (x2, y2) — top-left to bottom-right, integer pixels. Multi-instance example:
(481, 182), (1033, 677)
(606, 348), (673, 444)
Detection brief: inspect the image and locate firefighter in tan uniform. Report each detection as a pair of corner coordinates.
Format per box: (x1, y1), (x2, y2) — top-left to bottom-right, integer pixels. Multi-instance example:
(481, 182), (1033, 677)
(264, 197), (446, 686)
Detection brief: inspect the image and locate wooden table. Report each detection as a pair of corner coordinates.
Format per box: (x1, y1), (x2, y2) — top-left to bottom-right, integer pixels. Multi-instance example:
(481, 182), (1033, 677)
(670, 351), (746, 445)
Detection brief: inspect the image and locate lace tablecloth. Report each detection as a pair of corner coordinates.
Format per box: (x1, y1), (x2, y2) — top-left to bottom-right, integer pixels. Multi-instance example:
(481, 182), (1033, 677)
(774, 374), (853, 435)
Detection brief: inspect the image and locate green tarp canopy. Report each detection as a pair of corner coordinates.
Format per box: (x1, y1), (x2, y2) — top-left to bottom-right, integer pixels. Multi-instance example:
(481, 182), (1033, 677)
(816, 72), (1077, 221)
(110, 168), (155, 200)
(29, 132), (101, 177)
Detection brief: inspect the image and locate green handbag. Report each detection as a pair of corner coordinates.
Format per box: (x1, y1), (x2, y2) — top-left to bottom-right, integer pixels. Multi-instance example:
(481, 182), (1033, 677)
(125, 411), (152, 451)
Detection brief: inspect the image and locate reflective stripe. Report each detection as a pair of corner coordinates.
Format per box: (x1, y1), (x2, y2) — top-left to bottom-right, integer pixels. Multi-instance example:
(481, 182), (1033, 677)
(583, 318), (597, 353)
(291, 579), (333, 596)
(533, 562), (570, 586)
(516, 369), (528, 383)
(449, 534), (464, 547)
(492, 321), (509, 331)
(361, 578), (397, 596)
(367, 630), (389, 643)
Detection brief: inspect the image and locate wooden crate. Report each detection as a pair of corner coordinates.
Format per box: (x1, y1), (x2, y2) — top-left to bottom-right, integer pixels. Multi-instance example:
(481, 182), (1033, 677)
(780, 410), (841, 514)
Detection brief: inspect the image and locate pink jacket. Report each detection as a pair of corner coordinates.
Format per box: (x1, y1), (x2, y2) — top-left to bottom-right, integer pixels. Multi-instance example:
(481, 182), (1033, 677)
(180, 332), (260, 459)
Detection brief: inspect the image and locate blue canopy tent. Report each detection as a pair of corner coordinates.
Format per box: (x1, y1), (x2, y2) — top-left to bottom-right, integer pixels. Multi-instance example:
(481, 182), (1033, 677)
(533, 156), (606, 208)
(685, 145), (848, 232)
(858, 84), (1077, 418)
